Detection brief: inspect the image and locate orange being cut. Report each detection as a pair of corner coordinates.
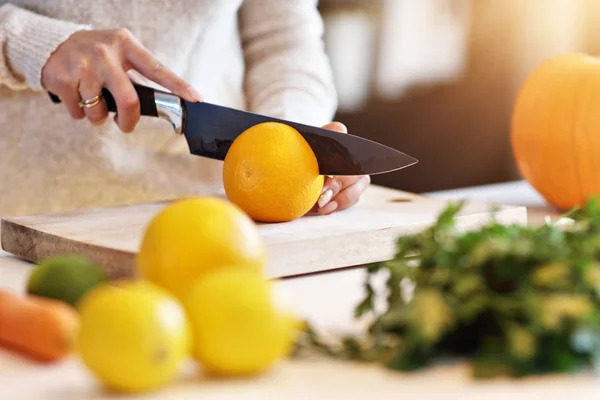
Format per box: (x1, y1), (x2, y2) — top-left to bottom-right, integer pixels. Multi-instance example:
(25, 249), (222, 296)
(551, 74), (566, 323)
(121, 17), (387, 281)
(222, 122), (324, 223)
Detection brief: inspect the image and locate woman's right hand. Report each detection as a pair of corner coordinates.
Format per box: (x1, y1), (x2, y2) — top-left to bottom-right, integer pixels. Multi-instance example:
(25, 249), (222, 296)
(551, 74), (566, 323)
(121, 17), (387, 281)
(41, 28), (202, 133)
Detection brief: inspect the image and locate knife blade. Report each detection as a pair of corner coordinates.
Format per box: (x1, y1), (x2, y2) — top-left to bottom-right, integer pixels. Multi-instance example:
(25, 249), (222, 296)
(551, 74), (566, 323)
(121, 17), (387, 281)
(48, 83), (418, 176)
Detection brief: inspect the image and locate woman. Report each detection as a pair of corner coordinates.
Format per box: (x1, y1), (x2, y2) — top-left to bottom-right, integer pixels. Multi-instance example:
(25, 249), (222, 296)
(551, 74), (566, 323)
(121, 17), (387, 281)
(0, 1), (369, 217)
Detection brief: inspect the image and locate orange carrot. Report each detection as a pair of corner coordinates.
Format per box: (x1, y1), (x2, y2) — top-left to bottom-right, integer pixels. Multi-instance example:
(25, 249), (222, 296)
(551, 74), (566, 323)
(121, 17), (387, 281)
(0, 289), (79, 362)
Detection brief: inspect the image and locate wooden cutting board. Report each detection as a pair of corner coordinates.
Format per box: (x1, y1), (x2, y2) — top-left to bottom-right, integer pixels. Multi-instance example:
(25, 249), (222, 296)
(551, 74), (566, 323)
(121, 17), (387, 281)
(0, 185), (527, 279)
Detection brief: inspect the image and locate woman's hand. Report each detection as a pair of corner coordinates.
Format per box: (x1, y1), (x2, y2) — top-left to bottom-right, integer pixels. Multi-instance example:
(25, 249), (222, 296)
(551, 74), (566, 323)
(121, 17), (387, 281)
(41, 29), (202, 133)
(313, 122), (371, 215)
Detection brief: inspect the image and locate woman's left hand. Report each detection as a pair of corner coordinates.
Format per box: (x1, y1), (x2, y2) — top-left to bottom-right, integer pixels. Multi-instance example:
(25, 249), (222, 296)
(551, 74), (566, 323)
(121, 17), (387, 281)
(313, 122), (371, 215)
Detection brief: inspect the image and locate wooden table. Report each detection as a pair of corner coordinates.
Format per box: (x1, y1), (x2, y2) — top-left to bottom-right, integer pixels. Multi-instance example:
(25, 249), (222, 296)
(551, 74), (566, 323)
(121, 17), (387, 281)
(1, 180), (598, 399)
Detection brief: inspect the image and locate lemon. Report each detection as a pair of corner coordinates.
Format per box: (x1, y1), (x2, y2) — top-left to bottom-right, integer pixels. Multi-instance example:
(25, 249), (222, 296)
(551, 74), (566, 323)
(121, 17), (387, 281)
(27, 255), (106, 307)
(76, 281), (191, 393)
(183, 268), (298, 376)
(136, 197), (266, 300)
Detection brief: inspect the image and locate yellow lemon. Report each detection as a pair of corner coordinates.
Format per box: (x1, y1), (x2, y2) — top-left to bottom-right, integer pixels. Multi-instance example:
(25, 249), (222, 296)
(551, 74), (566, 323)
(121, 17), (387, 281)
(136, 197), (266, 300)
(183, 268), (298, 376)
(76, 281), (191, 393)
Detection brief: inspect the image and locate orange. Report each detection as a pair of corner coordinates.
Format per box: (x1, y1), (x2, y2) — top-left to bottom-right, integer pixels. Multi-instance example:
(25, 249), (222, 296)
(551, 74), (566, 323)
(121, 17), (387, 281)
(511, 53), (600, 210)
(136, 197), (266, 300)
(222, 122), (324, 222)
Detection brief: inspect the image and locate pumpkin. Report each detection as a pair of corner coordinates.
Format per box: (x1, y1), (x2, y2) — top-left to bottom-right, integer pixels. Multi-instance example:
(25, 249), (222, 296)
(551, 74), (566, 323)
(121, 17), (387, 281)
(511, 53), (600, 210)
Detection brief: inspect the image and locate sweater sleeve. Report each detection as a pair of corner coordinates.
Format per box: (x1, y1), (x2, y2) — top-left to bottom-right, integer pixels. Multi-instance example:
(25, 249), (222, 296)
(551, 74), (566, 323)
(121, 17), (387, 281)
(0, 3), (90, 91)
(238, 0), (338, 127)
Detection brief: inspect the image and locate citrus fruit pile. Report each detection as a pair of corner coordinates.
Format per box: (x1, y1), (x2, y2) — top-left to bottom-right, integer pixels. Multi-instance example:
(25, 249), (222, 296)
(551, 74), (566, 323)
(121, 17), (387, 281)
(74, 196), (300, 393)
(5, 122), (311, 394)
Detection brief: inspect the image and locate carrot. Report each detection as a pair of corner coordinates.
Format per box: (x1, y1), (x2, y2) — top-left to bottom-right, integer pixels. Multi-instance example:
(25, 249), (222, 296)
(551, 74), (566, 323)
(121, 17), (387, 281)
(0, 289), (79, 362)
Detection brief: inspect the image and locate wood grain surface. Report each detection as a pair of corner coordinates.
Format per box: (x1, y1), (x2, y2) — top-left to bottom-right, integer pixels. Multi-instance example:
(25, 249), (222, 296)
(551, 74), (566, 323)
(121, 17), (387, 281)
(1, 185), (527, 279)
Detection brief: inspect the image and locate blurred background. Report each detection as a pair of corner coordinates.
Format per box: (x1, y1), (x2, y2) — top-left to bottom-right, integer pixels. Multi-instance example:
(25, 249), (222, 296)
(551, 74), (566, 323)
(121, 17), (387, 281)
(317, 0), (598, 193)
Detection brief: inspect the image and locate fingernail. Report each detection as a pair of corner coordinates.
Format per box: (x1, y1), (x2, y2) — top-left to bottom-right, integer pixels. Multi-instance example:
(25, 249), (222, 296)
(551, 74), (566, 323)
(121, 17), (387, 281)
(318, 189), (333, 208)
(319, 201), (338, 215)
(188, 86), (203, 102)
(321, 177), (333, 194)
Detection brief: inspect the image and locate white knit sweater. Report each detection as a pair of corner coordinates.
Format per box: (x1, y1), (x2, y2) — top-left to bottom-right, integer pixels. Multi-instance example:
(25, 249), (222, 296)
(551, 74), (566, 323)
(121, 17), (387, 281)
(0, 0), (337, 217)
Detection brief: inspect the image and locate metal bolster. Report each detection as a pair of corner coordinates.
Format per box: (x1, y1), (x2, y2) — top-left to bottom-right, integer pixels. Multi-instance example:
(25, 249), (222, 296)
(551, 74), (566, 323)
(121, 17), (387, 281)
(154, 92), (183, 134)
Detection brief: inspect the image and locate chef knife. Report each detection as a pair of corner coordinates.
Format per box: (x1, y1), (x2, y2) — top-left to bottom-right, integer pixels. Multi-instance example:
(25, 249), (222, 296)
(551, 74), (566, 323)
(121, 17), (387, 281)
(48, 83), (418, 176)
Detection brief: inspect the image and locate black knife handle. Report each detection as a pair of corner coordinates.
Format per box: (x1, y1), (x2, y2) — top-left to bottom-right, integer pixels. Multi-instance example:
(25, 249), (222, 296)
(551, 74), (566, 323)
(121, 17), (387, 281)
(48, 82), (158, 117)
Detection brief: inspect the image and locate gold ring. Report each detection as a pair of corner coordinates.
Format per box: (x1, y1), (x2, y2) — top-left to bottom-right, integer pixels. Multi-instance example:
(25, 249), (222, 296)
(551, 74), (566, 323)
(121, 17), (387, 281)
(78, 93), (103, 108)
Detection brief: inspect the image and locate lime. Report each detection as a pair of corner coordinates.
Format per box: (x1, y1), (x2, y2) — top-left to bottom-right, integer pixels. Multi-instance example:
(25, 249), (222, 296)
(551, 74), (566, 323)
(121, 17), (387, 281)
(27, 255), (106, 307)
(76, 280), (191, 393)
(183, 268), (298, 376)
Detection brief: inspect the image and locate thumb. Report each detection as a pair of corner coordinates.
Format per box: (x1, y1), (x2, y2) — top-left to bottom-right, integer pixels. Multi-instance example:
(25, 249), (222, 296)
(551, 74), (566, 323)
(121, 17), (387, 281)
(322, 121), (347, 133)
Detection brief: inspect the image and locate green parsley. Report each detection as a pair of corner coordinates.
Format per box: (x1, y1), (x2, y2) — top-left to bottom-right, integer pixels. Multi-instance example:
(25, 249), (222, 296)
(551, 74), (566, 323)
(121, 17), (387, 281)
(293, 198), (600, 379)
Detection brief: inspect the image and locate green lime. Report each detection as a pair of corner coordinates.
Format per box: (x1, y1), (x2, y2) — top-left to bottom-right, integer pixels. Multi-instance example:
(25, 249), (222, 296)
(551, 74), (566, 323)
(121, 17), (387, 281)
(27, 255), (107, 307)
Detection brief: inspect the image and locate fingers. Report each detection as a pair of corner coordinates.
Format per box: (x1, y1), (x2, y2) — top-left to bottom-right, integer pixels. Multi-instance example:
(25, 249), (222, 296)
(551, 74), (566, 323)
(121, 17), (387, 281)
(322, 121), (347, 133)
(42, 27), (202, 135)
(312, 121), (370, 215)
(314, 121), (347, 208)
(124, 40), (202, 103)
(104, 69), (140, 133)
(331, 175), (371, 213)
(58, 85), (86, 120)
(42, 67), (85, 120)
(318, 175), (345, 207)
(316, 176), (353, 214)
(78, 73), (108, 126)
(317, 175), (371, 215)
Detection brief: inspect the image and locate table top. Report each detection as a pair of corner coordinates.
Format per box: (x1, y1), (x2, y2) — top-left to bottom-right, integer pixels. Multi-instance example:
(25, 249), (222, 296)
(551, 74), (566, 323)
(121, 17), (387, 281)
(425, 180), (563, 226)
(2, 180), (596, 399)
